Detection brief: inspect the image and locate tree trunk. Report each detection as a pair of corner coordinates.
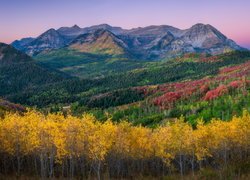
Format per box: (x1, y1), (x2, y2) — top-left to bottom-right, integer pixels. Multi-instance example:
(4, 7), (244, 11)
(49, 154), (54, 178)
(191, 152), (195, 176)
(17, 155), (21, 177)
(96, 161), (101, 180)
(179, 154), (183, 177)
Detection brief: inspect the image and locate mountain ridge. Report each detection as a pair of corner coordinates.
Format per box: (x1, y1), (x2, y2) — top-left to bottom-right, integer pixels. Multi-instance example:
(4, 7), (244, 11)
(12, 23), (246, 58)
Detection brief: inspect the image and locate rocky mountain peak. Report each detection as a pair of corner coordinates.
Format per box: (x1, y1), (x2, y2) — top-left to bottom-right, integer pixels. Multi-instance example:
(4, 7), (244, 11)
(42, 28), (57, 35)
(23, 28), (67, 55)
(93, 28), (114, 36)
(181, 23), (228, 49)
(85, 24), (125, 34)
(41, 28), (61, 37)
(57, 25), (84, 38)
(190, 23), (210, 28)
(72, 24), (81, 29)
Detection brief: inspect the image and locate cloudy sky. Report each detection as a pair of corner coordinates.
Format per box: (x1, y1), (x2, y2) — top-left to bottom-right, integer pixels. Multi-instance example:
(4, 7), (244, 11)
(1, 0), (249, 48)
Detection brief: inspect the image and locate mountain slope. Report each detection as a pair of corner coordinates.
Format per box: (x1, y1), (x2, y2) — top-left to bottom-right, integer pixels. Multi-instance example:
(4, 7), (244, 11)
(0, 43), (66, 96)
(69, 29), (128, 55)
(11, 37), (35, 51)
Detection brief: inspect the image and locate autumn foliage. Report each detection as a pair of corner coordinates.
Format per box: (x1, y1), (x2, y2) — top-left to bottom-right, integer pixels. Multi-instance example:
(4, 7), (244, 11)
(0, 111), (249, 178)
(150, 60), (250, 110)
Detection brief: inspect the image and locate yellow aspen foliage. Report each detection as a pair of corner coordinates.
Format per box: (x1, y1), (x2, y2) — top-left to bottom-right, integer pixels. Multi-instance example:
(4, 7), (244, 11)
(82, 115), (117, 162)
(112, 121), (132, 157)
(61, 115), (86, 159)
(152, 126), (174, 164)
(0, 110), (250, 178)
(168, 117), (193, 156)
(194, 119), (213, 160)
(37, 113), (64, 159)
(0, 111), (41, 156)
(128, 125), (153, 159)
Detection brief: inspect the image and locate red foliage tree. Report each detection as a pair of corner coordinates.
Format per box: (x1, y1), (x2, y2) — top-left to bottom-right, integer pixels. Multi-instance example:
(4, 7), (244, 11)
(228, 80), (243, 89)
(204, 85), (228, 101)
(154, 92), (183, 108)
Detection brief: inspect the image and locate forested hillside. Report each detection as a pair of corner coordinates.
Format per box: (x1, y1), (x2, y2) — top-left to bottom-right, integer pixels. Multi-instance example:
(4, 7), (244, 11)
(4, 50), (250, 126)
(0, 43), (68, 96)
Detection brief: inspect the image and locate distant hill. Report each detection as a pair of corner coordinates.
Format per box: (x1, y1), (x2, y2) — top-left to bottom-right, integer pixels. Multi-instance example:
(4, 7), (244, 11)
(12, 23), (245, 59)
(0, 43), (66, 96)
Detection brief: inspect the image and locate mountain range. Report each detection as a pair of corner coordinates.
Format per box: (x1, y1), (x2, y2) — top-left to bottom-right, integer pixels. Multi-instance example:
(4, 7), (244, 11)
(12, 23), (244, 59)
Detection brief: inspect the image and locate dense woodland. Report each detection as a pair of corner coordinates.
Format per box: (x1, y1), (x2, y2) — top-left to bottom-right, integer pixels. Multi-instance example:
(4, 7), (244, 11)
(0, 110), (249, 179)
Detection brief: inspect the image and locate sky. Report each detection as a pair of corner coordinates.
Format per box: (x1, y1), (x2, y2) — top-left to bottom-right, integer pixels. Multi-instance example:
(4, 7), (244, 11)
(0, 0), (250, 49)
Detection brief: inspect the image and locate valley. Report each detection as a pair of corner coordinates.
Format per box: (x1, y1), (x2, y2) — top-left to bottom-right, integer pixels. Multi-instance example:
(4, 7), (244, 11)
(2, 38), (250, 126)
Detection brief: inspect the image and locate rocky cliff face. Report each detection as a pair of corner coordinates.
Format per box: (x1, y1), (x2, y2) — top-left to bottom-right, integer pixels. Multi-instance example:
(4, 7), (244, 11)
(24, 29), (68, 56)
(12, 23), (246, 59)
